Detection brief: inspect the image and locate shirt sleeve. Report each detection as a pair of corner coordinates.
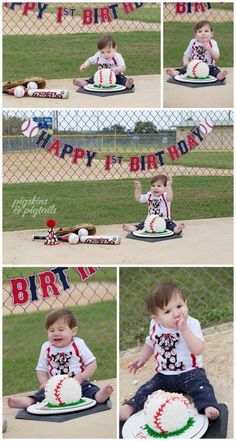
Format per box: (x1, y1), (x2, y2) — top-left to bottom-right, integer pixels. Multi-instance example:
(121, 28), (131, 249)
(88, 52), (99, 65)
(77, 338), (96, 366)
(211, 39), (219, 54)
(188, 317), (204, 342)
(36, 343), (49, 372)
(114, 52), (126, 67)
(139, 192), (150, 203)
(184, 39), (195, 57)
(145, 320), (156, 348)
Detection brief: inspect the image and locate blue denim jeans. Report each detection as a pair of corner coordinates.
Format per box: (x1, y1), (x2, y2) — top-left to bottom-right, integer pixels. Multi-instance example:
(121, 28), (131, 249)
(125, 368), (220, 414)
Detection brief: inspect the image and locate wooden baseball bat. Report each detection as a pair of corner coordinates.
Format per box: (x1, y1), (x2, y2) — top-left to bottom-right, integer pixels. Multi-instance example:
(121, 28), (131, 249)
(32, 235), (69, 242)
(3, 88), (69, 99)
(79, 235), (121, 245)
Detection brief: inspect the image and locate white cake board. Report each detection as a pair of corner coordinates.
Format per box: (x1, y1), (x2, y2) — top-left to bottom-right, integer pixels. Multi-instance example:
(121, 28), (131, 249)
(84, 84), (126, 92)
(122, 408), (209, 439)
(27, 397), (96, 415)
(133, 229), (174, 238)
(174, 75), (217, 84)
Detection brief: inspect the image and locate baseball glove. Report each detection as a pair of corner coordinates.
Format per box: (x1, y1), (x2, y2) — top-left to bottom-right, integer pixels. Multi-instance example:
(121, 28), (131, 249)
(56, 224), (96, 236)
(3, 77), (46, 90)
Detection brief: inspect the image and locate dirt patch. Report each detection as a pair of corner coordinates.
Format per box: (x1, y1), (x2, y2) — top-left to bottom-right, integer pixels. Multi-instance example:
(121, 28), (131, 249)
(3, 150), (232, 184)
(3, 11), (160, 35)
(3, 281), (116, 316)
(120, 324), (233, 438)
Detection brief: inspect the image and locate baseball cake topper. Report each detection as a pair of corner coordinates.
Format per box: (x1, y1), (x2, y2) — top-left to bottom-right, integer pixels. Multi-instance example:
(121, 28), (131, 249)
(44, 219), (59, 246)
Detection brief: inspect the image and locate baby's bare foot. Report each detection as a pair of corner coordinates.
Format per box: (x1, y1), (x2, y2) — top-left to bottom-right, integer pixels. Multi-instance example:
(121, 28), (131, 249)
(73, 79), (88, 87)
(8, 396), (35, 409)
(125, 78), (134, 89)
(217, 70), (228, 81)
(120, 403), (135, 421)
(173, 223), (185, 234)
(123, 224), (137, 232)
(95, 385), (113, 403)
(166, 68), (179, 77)
(205, 406), (220, 420)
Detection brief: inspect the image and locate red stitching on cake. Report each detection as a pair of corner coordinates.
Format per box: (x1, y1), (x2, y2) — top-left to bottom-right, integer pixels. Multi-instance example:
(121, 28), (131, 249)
(192, 61), (201, 78)
(109, 70), (112, 85)
(99, 70), (103, 86)
(54, 377), (67, 405)
(150, 217), (156, 232)
(153, 396), (187, 433)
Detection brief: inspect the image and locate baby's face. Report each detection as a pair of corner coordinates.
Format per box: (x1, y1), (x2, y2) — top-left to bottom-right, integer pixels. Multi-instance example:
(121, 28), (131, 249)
(195, 25), (213, 43)
(100, 45), (115, 60)
(151, 180), (165, 197)
(47, 318), (77, 348)
(153, 293), (188, 329)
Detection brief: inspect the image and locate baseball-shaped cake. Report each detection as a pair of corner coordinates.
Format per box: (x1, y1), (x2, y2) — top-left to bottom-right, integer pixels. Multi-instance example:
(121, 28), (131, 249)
(45, 375), (82, 406)
(94, 68), (116, 88)
(187, 60), (209, 79)
(144, 390), (191, 434)
(144, 215), (166, 233)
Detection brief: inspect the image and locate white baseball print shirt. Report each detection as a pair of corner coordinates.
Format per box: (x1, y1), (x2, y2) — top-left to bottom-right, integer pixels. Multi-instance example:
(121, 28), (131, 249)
(184, 39), (219, 64)
(139, 192), (171, 218)
(36, 337), (96, 376)
(89, 51), (125, 70)
(146, 316), (204, 374)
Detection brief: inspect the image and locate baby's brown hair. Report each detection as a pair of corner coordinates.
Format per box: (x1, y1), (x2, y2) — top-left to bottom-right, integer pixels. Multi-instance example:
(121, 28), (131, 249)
(97, 34), (116, 50)
(45, 308), (77, 330)
(194, 20), (213, 33)
(151, 175), (168, 186)
(146, 283), (186, 315)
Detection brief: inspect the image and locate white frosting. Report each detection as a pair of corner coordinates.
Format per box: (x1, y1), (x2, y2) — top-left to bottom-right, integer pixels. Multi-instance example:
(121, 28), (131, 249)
(144, 215), (166, 233)
(187, 60), (209, 78)
(45, 375), (82, 405)
(144, 390), (190, 433)
(94, 68), (116, 87)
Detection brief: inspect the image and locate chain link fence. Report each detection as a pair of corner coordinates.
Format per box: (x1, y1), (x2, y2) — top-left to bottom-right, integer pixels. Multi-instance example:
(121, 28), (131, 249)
(3, 2), (160, 79)
(164, 3), (233, 68)
(3, 267), (117, 395)
(119, 266), (233, 352)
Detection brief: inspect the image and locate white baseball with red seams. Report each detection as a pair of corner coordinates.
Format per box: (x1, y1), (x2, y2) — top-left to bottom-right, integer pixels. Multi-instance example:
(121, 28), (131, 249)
(21, 119), (39, 138)
(94, 68), (116, 87)
(187, 60), (209, 78)
(198, 116), (213, 134)
(144, 390), (191, 434)
(45, 375), (82, 405)
(144, 215), (166, 233)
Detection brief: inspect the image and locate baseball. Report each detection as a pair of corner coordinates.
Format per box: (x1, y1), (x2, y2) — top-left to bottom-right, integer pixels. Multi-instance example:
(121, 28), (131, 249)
(68, 233), (79, 244)
(14, 85), (25, 98)
(21, 119), (39, 138)
(78, 228), (89, 236)
(198, 116), (213, 134)
(94, 68), (116, 87)
(187, 60), (209, 79)
(27, 81), (38, 90)
(45, 375), (82, 405)
(144, 215), (166, 233)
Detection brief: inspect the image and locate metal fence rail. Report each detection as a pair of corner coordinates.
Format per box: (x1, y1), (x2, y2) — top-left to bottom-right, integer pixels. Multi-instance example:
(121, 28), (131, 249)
(119, 267), (233, 352)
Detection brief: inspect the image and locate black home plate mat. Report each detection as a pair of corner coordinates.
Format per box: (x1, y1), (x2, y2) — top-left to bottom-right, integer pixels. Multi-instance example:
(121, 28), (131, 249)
(77, 86), (135, 97)
(126, 232), (182, 243)
(167, 77), (225, 88)
(119, 403), (228, 439)
(15, 399), (112, 423)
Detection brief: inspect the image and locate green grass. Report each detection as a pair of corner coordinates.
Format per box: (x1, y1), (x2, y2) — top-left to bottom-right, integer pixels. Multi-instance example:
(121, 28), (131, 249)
(164, 22), (233, 67)
(3, 31), (160, 80)
(3, 300), (116, 395)
(46, 4), (160, 22)
(3, 267), (116, 284)
(120, 267), (233, 350)
(3, 176), (233, 231)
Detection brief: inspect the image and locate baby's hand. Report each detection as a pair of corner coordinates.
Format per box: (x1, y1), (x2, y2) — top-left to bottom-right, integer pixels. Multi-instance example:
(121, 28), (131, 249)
(167, 177), (172, 186)
(40, 380), (49, 389)
(134, 181), (141, 190)
(201, 42), (211, 51)
(74, 374), (83, 384)
(128, 357), (146, 374)
(175, 311), (188, 332)
(80, 64), (86, 72)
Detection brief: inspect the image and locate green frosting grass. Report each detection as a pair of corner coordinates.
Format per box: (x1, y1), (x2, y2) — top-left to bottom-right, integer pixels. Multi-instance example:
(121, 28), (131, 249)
(144, 417), (195, 438)
(46, 398), (86, 408)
